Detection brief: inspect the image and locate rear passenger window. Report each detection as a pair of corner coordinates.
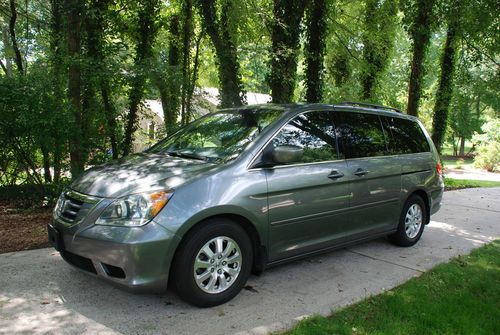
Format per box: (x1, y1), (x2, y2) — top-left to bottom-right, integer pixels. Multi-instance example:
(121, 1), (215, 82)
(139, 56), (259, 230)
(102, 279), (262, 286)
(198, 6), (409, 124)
(383, 117), (430, 154)
(272, 111), (339, 163)
(335, 112), (387, 158)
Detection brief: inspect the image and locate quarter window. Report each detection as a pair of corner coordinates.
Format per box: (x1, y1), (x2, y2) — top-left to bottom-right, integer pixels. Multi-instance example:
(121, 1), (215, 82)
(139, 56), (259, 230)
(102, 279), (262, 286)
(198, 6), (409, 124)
(272, 111), (339, 164)
(335, 112), (387, 158)
(383, 117), (430, 154)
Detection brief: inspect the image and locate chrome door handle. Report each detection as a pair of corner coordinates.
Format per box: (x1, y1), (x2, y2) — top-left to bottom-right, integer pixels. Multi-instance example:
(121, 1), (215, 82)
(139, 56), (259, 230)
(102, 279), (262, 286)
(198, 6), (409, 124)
(328, 170), (344, 180)
(354, 168), (369, 176)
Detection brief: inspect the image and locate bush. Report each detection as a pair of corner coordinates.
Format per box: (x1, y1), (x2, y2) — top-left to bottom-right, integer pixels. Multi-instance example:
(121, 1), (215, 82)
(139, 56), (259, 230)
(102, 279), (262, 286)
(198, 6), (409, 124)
(473, 119), (500, 172)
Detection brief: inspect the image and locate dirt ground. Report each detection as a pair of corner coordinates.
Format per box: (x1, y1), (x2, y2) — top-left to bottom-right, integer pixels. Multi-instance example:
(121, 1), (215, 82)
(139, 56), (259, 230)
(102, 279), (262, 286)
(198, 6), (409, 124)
(0, 200), (52, 254)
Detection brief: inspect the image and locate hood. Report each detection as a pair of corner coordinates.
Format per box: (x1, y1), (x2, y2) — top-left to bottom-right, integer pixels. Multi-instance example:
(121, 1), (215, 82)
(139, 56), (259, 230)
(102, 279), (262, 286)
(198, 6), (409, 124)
(70, 153), (217, 198)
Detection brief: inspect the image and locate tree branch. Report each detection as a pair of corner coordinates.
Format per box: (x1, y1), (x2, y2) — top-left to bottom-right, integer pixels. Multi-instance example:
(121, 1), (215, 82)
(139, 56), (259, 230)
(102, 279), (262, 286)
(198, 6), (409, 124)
(0, 58), (7, 75)
(463, 38), (500, 67)
(9, 0), (24, 74)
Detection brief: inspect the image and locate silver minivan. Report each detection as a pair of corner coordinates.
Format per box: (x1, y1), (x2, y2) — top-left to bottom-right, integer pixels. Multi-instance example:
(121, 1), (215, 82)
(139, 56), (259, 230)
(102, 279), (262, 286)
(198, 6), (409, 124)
(48, 102), (444, 307)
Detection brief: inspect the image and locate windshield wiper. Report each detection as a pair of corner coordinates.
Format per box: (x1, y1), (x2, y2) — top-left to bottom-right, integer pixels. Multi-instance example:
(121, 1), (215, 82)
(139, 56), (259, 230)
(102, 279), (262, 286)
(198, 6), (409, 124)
(166, 151), (207, 161)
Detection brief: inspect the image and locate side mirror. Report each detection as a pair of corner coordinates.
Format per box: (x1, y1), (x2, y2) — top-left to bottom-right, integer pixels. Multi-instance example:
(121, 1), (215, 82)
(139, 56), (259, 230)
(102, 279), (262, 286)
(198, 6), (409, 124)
(272, 145), (303, 164)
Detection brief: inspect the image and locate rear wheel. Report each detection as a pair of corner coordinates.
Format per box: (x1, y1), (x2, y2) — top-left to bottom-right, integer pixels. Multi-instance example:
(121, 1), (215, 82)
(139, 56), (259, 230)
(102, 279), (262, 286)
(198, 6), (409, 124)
(171, 219), (253, 307)
(389, 195), (426, 247)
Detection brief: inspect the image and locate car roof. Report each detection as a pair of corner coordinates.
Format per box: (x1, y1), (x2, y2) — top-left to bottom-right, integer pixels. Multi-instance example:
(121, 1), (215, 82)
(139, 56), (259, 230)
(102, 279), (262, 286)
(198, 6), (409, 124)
(220, 102), (419, 122)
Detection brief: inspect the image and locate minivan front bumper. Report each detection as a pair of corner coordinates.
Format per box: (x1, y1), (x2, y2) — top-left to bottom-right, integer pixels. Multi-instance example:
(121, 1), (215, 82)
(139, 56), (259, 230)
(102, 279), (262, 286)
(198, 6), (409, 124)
(48, 218), (181, 293)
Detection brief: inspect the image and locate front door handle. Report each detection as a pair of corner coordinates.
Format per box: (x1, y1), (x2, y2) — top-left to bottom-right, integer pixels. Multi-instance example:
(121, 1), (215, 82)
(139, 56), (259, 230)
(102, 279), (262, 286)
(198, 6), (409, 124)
(328, 170), (344, 180)
(354, 168), (369, 176)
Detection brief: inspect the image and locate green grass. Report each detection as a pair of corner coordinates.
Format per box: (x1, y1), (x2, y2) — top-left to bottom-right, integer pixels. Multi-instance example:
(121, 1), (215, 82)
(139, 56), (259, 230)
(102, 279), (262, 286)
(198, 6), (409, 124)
(285, 240), (500, 335)
(444, 178), (500, 191)
(441, 156), (474, 169)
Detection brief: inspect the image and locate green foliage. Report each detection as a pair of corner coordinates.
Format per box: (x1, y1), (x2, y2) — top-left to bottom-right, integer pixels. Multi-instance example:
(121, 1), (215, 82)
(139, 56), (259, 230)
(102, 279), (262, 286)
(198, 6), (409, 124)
(444, 178), (500, 191)
(472, 118), (500, 172)
(360, 0), (398, 101)
(0, 0), (498, 187)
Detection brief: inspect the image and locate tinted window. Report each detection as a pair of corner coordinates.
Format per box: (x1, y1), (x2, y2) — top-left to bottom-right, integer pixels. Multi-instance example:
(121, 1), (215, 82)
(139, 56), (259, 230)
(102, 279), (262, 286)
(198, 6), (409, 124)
(335, 112), (387, 158)
(272, 111), (339, 164)
(383, 117), (430, 154)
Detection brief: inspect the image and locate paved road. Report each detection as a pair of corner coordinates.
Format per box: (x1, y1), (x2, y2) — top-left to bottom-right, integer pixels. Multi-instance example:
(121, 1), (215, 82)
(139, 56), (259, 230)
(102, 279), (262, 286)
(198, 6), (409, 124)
(1, 188), (499, 335)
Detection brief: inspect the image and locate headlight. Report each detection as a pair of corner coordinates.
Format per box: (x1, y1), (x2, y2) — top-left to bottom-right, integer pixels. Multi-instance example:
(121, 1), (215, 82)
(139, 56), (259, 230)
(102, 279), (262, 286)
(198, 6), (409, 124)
(96, 191), (173, 227)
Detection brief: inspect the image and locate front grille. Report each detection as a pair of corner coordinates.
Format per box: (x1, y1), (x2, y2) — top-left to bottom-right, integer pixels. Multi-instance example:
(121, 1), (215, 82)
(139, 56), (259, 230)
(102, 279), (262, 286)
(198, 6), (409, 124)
(60, 195), (84, 222)
(61, 250), (97, 274)
(55, 190), (101, 225)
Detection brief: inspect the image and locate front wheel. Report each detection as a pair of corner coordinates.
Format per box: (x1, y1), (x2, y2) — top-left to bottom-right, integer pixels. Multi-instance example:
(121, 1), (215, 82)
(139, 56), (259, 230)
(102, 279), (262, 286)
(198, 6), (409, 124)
(389, 195), (426, 247)
(171, 219), (253, 307)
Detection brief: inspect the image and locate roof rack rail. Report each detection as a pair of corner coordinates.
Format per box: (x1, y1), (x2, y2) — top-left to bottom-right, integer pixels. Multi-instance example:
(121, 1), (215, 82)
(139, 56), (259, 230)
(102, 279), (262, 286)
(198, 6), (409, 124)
(337, 101), (403, 114)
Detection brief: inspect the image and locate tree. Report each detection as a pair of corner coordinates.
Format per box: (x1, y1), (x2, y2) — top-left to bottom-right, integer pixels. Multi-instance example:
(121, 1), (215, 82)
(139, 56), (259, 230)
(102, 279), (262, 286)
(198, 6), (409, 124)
(8, 0), (23, 74)
(122, 0), (161, 156)
(303, 0), (328, 103)
(360, 0), (398, 101)
(64, 0), (86, 177)
(402, 0), (437, 117)
(268, 0), (307, 103)
(431, 5), (461, 152)
(196, 0), (244, 108)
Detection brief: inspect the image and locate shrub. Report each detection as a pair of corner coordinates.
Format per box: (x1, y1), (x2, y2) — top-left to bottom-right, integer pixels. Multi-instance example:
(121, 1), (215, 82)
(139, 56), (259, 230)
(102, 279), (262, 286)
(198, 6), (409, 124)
(473, 119), (500, 172)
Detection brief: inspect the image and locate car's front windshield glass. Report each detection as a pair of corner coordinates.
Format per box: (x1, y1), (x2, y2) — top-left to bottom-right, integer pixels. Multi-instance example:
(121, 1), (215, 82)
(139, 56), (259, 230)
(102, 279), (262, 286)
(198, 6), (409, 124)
(148, 108), (283, 162)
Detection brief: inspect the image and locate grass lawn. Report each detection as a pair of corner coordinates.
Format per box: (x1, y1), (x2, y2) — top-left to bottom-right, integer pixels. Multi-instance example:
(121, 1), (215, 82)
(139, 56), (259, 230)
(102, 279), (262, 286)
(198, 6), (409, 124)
(441, 156), (474, 170)
(444, 178), (500, 191)
(285, 240), (500, 335)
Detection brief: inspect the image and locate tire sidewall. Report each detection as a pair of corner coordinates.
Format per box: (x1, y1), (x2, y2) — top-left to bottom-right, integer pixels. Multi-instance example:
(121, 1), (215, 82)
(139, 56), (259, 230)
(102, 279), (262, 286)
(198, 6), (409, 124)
(399, 195), (426, 245)
(173, 219), (253, 307)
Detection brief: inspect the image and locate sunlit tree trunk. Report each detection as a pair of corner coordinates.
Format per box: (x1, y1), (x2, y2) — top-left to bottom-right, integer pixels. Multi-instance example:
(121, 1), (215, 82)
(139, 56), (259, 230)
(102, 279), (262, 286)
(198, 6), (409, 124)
(406, 0), (436, 117)
(197, 0), (244, 108)
(304, 0), (328, 103)
(269, 0), (307, 103)
(431, 22), (459, 153)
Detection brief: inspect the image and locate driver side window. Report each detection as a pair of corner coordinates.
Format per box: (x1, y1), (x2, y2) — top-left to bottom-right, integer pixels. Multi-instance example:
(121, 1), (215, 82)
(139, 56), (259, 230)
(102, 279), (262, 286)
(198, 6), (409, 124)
(272, 111), (339, 164)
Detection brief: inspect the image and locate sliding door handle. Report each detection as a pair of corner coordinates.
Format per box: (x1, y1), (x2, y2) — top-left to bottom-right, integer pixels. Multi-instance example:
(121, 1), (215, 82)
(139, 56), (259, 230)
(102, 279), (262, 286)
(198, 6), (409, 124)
(354, 168), (369, 176)
(328, 170), (344, 180)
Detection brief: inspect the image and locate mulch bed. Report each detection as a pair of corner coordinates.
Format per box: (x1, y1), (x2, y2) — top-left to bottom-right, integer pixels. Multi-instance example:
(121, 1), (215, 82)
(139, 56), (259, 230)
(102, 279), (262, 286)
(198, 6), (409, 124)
(0, 200), (52, 254)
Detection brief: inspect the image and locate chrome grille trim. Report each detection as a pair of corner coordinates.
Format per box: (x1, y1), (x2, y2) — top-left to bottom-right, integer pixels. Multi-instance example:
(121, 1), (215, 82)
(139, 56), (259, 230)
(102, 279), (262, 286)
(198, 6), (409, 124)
(55, 190), (102, 226)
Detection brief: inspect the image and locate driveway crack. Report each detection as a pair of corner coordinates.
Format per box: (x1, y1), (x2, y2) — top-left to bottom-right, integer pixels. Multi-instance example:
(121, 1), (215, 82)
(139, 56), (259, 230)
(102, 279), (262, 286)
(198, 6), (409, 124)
(345, 249), (425, 273)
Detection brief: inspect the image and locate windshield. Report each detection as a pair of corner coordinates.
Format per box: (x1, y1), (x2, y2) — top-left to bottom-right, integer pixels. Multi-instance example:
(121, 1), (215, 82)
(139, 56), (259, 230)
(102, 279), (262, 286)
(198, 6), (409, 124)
(148, 108), (283, 162)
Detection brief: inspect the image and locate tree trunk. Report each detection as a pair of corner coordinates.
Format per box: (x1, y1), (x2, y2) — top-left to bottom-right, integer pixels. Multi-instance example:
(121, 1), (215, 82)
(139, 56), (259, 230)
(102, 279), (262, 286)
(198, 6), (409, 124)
(65, 0), (85, 177)
(180, 0), (192, 125)
(197, 0), (244, 108)
(41, 145), (52, 183)
(1, 25), (13, 76)
(406, 0), (436, 116)
(164, 15), (181, 129)
(360, 0), (397, 101)
(122, 0), (159, 156)
(269, 0), (307, 103)
(431, 22), (459, 153)
(304, 0), (328, 103)
(8, 0), (24, 74)
(459, 137), (465, 157)
(85, 0), (118, 159)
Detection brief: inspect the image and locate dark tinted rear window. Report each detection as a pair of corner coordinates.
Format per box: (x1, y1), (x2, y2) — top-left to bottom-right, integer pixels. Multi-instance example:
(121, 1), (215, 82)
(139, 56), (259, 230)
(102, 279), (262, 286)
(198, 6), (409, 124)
(383, 117), (430, 154)
(335, 112), (387, 158)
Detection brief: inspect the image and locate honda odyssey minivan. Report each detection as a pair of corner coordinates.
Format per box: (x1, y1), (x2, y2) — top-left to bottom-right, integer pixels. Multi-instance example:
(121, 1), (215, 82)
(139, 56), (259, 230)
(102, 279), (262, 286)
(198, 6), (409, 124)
(48, 102), (444, 307)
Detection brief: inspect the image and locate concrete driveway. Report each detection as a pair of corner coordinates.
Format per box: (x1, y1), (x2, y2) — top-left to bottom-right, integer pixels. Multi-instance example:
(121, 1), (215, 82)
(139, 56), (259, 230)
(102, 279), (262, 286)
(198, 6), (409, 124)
(1, 188), (499, 335)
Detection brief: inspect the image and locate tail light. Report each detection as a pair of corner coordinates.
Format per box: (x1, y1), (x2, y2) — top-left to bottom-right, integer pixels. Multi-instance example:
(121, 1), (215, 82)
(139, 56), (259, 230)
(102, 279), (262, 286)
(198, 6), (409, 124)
(436, 163), (443, 175)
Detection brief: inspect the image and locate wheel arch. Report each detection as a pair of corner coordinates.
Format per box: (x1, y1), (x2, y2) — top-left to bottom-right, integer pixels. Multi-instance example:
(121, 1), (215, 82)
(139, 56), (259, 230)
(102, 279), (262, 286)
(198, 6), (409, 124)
(407, 189), (430, 224)
(169, 213), (267, 283)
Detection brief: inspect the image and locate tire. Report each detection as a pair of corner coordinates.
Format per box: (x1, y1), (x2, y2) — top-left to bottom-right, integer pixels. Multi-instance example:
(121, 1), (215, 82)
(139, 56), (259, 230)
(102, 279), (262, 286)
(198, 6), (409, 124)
(389, 195), (427, 247)
(171, 218), (253, 307)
